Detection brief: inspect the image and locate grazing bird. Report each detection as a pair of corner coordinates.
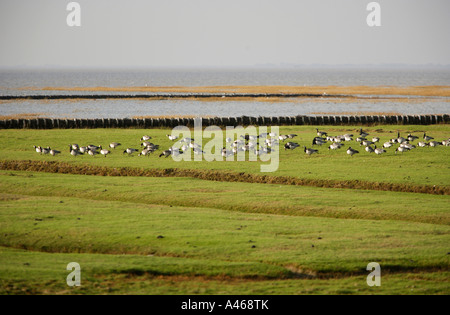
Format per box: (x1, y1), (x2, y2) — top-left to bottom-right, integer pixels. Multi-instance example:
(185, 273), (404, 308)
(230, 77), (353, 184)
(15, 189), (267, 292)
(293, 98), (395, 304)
(70, 144), (79, 151)
(312, 137), (326, 146)
(166, 135), (179, 141)
(109, 142), (121, 149)
(88, 148), (98, 156)
(418, 141), (428, 147)
(304, 146), (318, 155)
(287, 134), (298, 139)
(407, 134), (419, 142)
(49, 149), (61, 156)
(100, 149), (110, 157)
(397, 132), (406, 144)
(70, 149), (82, 157)
(328, 142), (343, 150)
(278, 135), (289, 141)
(395, 146), (409, 154)
(79, 146), (88, 154)
(365, 146), (375, 153)
(442, 139), (450, 146)
(429, 141), (441, 147)
(138, 149), (151, 157)
(361, 140), (374, 147)
(383, 142), (393, 148)
(372, 137), (380, 143)
(316, 129), (327, 137)
(359, 128), (369, 138)
(87, 145), (102, 151)
(374, 146), (386, 155)
(140, 135), (152, 141)
(123, 148), (138, 155)
(346, 147), (359, 156)
(40, 147), (50, 155)
(159, 150), (171, 158)
(284, 142), (299, 150)
(356, 137), (366, 142)
(423, 133), (434, 141)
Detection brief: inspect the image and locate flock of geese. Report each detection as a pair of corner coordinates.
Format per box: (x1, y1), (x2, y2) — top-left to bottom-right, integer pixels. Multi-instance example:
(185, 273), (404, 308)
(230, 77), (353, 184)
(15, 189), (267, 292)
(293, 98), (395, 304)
(32, 128), (449, 159)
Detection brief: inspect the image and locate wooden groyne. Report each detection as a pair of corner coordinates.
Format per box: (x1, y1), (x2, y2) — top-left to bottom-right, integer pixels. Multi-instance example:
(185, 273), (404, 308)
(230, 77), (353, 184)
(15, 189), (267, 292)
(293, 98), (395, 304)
(0, 115), (448, 129)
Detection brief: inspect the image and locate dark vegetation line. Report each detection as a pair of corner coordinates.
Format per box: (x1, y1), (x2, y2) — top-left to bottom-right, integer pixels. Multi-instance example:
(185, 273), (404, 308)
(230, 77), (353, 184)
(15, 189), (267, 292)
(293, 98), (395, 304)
(1, 160), (448, 195)
(1, 93), (353, 100)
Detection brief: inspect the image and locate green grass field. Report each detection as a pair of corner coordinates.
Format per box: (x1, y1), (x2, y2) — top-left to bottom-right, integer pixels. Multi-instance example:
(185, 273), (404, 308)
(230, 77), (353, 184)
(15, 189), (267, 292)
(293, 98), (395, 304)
(0, 125), (449, 294)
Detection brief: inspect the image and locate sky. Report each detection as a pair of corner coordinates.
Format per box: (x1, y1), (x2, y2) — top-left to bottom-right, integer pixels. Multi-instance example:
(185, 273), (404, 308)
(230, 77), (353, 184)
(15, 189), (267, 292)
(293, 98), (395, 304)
(0, 0), (449, 68)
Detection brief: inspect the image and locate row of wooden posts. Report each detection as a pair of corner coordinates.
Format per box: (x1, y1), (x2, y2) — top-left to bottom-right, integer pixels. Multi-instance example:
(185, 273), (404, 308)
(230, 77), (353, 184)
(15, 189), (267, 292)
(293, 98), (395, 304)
(0, 115), (448, 129)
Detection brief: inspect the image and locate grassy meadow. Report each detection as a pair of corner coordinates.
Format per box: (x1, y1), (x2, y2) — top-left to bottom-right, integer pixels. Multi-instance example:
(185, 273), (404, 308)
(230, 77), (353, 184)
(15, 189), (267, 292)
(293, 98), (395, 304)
(0, 124), (449, 294)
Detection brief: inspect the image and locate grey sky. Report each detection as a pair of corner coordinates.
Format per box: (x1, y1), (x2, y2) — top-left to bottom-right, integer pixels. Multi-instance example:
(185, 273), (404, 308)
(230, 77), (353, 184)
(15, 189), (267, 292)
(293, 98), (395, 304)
(0, 0), (449, 68)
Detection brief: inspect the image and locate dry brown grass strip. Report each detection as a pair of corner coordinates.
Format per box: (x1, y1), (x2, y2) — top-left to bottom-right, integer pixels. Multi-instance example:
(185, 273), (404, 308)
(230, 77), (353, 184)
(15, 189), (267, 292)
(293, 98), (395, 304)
(1, 160), (448, 195)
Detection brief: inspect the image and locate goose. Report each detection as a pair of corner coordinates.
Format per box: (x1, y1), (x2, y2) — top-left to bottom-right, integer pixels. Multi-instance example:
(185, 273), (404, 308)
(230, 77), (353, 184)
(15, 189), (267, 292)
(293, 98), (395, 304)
(79, 146), (88, 154)
(225, 137), (232, 143)
(88, 145), (102, 151)
(343, 134), (353, 141)
(359, 128), (369, 138)
(383, 142), (393, 148)
(346, 147), (359, 156)
(49, 149), (61, 156)
(418, 141), (428, 147)
(397, 132), (406, 144)
(222, 147), (233, 158)
(442, 139), (450, 146)
(70, 149), (82, 157)
(138, 149), (151, 157)
(269, 132), (277, 137)
(400, 142), (416, 150)
(109, 142), (121, 149)
(87, 148), (98, 156)
(395, 146), (410, 154)
(287, 134), (298, 139)
(193, 147), (204, 155)
(140, 135), (152, 141)
(123, 148), (138, 155)
(361, 140), (374, 147)
(372, 137), (380, 143)
(33, 146), (42, 154)
(70, 144), (79, 151)
(312, 137), (326, 146)
(181, 137), (194, 143)
(304, 146), (318, 155)
(316, 129), (327, 137)
(100, 149), (111, 157)
(365, 146), (375, 153)
(356, 137), (366, 142)
(407, 134), (419, 142)
(374, 145), (386, 155)
(284, 142), (299, 150)
(423, 133), (434, 141)
(278, 135), (289, 141)
(429, 141), (441, 147)
(328, 142), (343, 150)
(159, 150), (171, 158)
(40, 147), (50, 155)
(166, 135), (179, 141)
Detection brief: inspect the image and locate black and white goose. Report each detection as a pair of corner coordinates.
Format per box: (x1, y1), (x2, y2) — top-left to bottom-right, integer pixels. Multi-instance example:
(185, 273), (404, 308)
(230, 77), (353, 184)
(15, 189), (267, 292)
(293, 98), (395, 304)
(109, 142), (121, 149)
(395, 146), (409, 154)
(304, 146), (318, 155)
(166, 135), (179, 141)
(407, 134), (419, 142)
(346, 147), (359, 156)
(284, 142), (300, 150)
(159, 150), (172, 158)
(359, 128), (369, 138)
(100, 149), (111, 157)
(49, 149), (61, 156)
(316, 129), (327, 137)
(123, 148), (138, 155)
(365, 146), (375, 153)
(140, 135), (152, 141)
(383, 142), (393, 148)
(33, 146), (42, 154)
(374, 145), (386, 155)
(423, 133), (434, 141)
